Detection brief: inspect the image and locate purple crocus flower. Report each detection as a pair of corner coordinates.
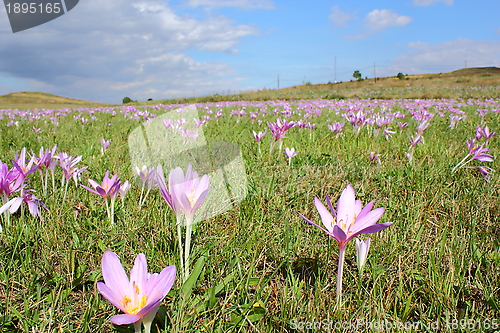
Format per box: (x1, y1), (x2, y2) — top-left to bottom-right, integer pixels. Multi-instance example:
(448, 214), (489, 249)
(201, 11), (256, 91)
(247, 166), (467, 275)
(155, 164), (175, 212)
(100, 139), (111, 154)
(0, 161), (25, 199)
(169, 163), (210, 224)
(284, 147), (298, 166)
(81, 171), (121, 225)
(300, 185), (391, 306)
(97, 251), (176, 333)
(57, 153), (88, 184)
(12, 147), (38, 178)
(0, 189), (47, 217)
(169, 163), (210, 281)
(81, 171), (121, 200)
(328, 122), (345, 136)
(252, 131), (266, 143)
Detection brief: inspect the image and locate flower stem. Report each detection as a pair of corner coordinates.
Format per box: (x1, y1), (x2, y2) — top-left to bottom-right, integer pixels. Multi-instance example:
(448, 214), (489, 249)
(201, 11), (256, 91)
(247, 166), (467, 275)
(184, 217), (193, 281)
(176, 215), (185, 282)
(452, 154), (471, 173)
(336, 246), (346, 309)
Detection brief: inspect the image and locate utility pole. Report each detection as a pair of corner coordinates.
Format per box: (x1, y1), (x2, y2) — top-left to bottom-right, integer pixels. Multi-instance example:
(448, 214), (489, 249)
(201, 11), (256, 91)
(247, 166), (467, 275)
(278, 74), (280, 90)
(374, 62), (377, 83)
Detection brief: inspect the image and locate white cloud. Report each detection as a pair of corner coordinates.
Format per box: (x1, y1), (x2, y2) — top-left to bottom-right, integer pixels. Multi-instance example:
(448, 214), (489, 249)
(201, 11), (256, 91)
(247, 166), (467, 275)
(184, 0), (275, 9)
(413, 0), (453, 6)
(0, 0), (260, 102)
(364, 9), (412, 32)
(329, 5), (356, 28)
(380, 39), (500, 76)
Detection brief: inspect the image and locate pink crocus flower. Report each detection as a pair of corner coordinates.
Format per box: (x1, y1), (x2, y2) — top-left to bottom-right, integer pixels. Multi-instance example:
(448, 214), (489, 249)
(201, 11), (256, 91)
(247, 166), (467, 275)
(57, 153), (88, 184)
(12, 147), (38, 178)
(355, 238), (371, 272)
(252, 131), (266, 143)
(81, 171), (121, 199)
(81, 171), (121, 225)
(169, 163), (210, 281)
(466, 166), (495, 182)
(100, 139), (111, 154)
(284, 147), (298, 166)
(169, 163), (210, 224)
(97, 251), (176, 333)
(299, 185), (391, 307)
(0, 189), (47, 218)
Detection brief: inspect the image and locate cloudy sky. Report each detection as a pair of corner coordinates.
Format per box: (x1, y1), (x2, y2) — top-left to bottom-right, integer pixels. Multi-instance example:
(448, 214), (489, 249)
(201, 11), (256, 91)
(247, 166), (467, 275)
(0, 0), (499, 103)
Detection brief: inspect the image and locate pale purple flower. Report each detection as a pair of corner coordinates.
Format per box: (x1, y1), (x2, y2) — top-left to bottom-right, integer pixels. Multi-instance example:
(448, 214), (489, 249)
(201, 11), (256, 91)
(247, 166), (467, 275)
(466, 166), (495, 182)
(169, 163), (210, 224)
(397, 122), (408, 130)
(0, 189), (47, 217)
(57, 153), (88, 183)
(0, 161), (25, 198)
(300, 185), (391, 250)
(284, 147), (298, 166)
(81, 171), (121, 200)
(155, 164), (175, 212)
(284, 147), (298, 159)
(355, 238), (371, 271)
(369, 152), (382, 164)
(476, 125), (499, 141)
(97, 251), (176, 333)
(299, 185), (391, 306)
(12, 147), (38, 178)
(119, 181), (131, 201)
(328, 122), (345, 135)
(252, 131), (266, 142)
(100, 139), (111, 154)
(409, 133), (424, 147)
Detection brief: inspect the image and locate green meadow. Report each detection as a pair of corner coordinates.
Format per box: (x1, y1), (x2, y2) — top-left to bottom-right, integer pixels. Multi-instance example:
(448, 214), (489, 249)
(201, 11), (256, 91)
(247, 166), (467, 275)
(0, 90), (499, 332)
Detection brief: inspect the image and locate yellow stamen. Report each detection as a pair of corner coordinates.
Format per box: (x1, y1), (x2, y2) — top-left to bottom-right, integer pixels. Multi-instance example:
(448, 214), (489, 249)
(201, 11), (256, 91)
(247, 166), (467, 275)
(123, 296), (132, 305)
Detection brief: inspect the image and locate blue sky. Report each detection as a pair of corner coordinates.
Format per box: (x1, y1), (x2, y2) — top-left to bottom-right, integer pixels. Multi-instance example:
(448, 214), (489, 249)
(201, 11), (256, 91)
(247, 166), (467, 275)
(0, 0), (499, 103)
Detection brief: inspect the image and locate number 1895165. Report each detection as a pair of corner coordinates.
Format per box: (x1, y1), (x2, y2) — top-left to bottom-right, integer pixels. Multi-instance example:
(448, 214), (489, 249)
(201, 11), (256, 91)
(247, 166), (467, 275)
(5, 2), (61, 14)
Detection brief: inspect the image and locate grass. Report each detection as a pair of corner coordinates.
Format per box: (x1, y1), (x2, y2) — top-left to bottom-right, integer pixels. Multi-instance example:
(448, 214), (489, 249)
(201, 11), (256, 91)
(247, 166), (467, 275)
(0, 91), (499, 332)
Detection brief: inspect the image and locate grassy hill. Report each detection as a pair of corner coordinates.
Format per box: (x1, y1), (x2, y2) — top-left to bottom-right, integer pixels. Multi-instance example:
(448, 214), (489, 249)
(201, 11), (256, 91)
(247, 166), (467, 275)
(0, 91), (106, 110)
(2, 67), (500, 110)
(152, 67), (500, 105)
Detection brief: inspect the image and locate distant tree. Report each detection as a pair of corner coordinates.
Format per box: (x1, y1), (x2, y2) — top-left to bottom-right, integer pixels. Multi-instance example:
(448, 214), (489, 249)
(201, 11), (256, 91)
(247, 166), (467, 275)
(353, 70), (362, 81)
(123, 97), (132, 104)
(397, 72), (405, 80)
(147, 98), (153, 101)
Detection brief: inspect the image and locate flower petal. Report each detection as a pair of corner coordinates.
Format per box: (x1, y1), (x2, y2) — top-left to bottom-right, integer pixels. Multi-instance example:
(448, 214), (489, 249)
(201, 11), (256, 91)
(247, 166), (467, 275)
(347, 222), (393, 243)
(101, 251), (132, 298)
(97, 282), (128, 313)
(129, 253), (148, 294)
(336, 185), (356, 227)
(110, 313), (141, 325)
(314, 197), (334, 233)
(350, 207), (385, 234)
(299, 213), (329, 234)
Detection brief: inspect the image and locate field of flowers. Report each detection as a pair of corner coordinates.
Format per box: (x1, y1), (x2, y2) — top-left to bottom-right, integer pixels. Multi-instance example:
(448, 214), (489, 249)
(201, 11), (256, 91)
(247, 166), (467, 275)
(1, 93), (500, 332)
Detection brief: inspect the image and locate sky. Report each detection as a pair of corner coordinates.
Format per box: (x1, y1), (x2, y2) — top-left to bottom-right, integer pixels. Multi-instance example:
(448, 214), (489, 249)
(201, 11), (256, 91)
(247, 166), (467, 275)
(0, 0), (499, 104)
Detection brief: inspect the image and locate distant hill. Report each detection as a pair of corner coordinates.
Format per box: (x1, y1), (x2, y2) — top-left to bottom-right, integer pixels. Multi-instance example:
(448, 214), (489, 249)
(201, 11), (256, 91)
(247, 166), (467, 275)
(0, 91), (107, 109)
(2, 67), (500, 109)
